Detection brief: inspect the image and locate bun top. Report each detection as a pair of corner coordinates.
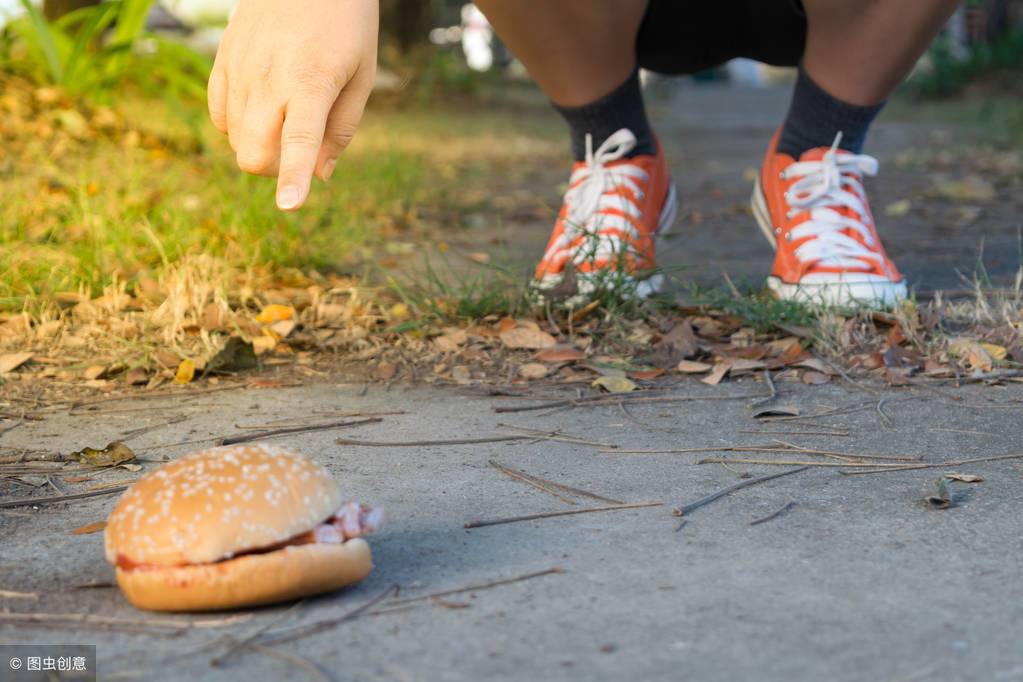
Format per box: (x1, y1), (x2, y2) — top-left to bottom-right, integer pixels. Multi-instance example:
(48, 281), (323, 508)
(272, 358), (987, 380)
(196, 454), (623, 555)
(104, 443), (343, 566)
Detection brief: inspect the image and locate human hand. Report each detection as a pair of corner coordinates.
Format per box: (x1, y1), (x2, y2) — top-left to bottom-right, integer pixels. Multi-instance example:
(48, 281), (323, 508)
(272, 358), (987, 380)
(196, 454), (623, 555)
(207, 0), (378, 211)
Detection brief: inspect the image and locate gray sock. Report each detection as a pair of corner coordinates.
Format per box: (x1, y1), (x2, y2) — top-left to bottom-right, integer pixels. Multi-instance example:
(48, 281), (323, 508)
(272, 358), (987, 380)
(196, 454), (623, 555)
(552, 69), (656, 162)
(777, 64), (885, 158)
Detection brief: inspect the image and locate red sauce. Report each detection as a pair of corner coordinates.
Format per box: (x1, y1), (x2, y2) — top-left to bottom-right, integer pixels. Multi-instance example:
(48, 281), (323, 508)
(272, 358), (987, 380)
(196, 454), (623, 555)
(116, 515), (339, 572)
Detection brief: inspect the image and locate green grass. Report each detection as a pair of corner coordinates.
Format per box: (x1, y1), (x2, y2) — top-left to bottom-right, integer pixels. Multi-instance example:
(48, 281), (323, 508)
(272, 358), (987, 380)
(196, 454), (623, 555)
(0, 83), (425, 308)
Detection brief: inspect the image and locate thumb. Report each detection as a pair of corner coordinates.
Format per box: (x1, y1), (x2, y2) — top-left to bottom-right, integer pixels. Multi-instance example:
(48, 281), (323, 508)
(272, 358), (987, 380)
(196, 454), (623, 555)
(276, 92), (333, 211)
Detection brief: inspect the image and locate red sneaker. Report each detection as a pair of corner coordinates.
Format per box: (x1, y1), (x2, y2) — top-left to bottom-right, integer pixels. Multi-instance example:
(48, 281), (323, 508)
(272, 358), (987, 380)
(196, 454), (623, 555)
(752, 131), (906, 307)
(532, 128), (678, 306)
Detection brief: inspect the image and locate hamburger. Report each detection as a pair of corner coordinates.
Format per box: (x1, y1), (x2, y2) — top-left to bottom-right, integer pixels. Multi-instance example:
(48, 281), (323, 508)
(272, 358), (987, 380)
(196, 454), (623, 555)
(104, 442), (382, 612)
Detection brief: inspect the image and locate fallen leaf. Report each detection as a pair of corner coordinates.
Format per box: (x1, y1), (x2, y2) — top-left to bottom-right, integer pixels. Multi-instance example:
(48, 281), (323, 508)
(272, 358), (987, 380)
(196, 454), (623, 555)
(932, 175), (995, 202)
(944, 474), (982, 483)
(648, 320), (700, 368)
(980, 343), (1007, 361)
(677, 360), (712, 373)
(0, 351), (33, 374)
(62, 476), (93, 483)
(124, 368), (148, 385)
(500, 327), (556, 350)
(174, 359), (195, 384)
(465, 252), (490, 264)
(451, 365), (471, 382)
(252, 335), (277, 355)
(701, 362), (730, 386)
(389, 303), (410, 320)
(535, 346), (586, 363)
(629, 368), (666, 380)
(794, 358), (835, 375)
(269, 319), (297, 338)
(729, 358), (767, 374)
(256, 304), (294, 324)
(73, 442), (135, 467)
(752, 405), (800, 418)
(884, 198), (912, 216)
(800, 370), (831, 385)
(925, 476), (955, 509)
(518, 362), (549, 379)
(592, 376), (638, 393)
(70, 521), (107, 535)
(375, 361), (397, 380)
(82, 365), (106, 380)
(207, 337), (258, 373)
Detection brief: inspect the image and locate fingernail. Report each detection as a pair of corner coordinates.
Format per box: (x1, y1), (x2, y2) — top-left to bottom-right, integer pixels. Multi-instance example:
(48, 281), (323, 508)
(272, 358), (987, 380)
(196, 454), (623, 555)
(323, 159), (337, 181)
(277, 186), (300, 210)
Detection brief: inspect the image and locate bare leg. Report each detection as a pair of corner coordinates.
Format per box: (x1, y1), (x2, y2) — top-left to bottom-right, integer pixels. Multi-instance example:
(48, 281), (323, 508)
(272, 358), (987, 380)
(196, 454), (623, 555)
(473, 0), (648, 107)
(802, 0), (962, 106)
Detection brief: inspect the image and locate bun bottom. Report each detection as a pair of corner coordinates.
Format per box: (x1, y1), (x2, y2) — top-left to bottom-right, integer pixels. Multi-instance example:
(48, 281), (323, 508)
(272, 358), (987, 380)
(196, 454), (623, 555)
(115, 539), (372, 612)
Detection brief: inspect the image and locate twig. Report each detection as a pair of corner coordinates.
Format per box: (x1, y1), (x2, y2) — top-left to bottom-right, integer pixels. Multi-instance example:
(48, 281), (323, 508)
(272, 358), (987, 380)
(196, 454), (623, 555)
(120, 415), (188, 439)
(238, 644), (331, 682)
(0, 589), (38, 599)
(385, 568), (563, 607)
(737, 430), (849, 437)
(603, 445), (920, 461)
(875, 399), (893, 427)
(495, 423), (617, 448)
(673, 467), (808, 516)
(464, 501), (662, 528)
(0, 486), (128, 509)
(0, 612), (250, 630)
(68, 384), (247, 411)
(211, 601), (304, 667)
(257, 584), (399, 646)
(0, 410), (43, 421)
(494, 391), (779, 413)
(750, 500), (797, 526)
(488, 460), (576, 505)
(218, 418), (382, 446)
(493, 430), (616, 448)
(839, 453), (1023, 475)
(488, 460), (622, 504)
(927, 427), (996, 436)
(750, 369), (777, 409)
(697, 459), (910, 467)
(336, 435), (526, 447)
(811, 350), (879, 397)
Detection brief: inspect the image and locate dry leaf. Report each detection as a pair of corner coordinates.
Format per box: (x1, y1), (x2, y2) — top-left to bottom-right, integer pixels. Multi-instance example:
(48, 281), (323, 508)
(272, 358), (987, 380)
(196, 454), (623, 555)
(592, 376), (638, 393)
(124, 368), (148, 385)
(800, 370), (831, 385)
(729, 358), (767, 374)
(752, 405), (800, 418)
(794, 358), (834, 375)
(677, 360), (712, 373)
(451, 365), (471, 382)
(535, 346), (586, 363)
(980, 343), (1007, 361)
(944, 474), (982, 483)
(629, 368), (665, 380)
(82, 365), (106, 380)
(465, 252), (490, 264)
(701, 362), (731, 386)
(518, 362), (549, 379)
(252, 335), (277, 355)
(375, 361), (397, 380)
(884, 199), (912, 216)
(269, 319), (297, 338)
(70, 521), (107, 535)
(389, 303), (410, 320)
(500, 327), (556, 350)
(0, 351), (33, 374)
(925, 476), (954, 509)
(256, 304), (295, 324)
(174, 359), (195, 384)
(932, 175), (995, 202)
(73, 442), (135, 467)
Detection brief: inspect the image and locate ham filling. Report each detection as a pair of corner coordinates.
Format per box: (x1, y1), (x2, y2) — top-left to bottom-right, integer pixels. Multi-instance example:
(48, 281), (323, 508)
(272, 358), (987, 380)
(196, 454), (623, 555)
(117, 502), (383, 571)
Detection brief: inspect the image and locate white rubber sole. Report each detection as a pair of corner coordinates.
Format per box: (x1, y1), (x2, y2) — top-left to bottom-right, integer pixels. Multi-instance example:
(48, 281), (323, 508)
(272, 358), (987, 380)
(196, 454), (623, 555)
(531, 183), (680, 308)
(750, 175), (907, 308)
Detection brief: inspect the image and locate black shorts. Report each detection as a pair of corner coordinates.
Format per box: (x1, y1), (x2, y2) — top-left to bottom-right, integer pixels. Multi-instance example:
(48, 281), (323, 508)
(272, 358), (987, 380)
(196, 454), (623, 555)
(636, 0), (807, 74)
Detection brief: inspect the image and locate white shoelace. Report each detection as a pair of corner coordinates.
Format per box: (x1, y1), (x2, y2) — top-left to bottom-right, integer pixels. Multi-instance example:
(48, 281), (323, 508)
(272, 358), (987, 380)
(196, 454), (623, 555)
(544, 128), (648, 266)
(782, 134), (881, 271)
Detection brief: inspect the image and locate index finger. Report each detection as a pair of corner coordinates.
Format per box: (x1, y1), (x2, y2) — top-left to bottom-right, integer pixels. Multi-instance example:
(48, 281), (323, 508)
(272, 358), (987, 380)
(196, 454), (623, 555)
(275, 92), (334, 211)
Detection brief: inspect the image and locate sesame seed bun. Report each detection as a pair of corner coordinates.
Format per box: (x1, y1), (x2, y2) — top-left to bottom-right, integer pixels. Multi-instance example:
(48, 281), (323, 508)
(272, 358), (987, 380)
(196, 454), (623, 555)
(105, 443), (374, 612)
